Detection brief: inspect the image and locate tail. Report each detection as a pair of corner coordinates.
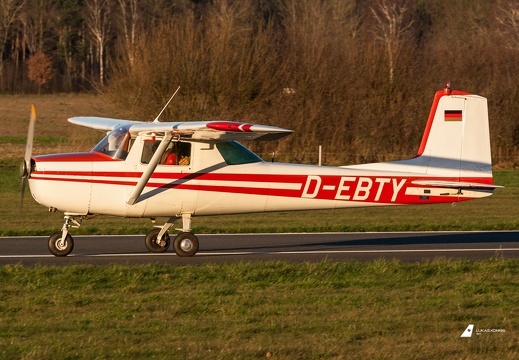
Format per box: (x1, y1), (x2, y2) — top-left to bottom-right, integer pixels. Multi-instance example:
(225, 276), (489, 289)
(416, 85), (492, 180)
(352, 84), (502, 193)
(396, 84), (501, 191)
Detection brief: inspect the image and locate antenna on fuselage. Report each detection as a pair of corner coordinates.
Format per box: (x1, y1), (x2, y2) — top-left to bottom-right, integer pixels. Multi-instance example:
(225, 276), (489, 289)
(153, 86), (181, 123)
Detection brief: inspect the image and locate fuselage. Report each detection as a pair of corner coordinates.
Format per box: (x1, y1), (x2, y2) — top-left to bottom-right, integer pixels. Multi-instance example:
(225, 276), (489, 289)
(29, 137), (493, 218)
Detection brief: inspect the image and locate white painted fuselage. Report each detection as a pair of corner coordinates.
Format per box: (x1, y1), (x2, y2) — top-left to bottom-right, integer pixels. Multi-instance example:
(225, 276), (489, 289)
(29, 144), (492, 219)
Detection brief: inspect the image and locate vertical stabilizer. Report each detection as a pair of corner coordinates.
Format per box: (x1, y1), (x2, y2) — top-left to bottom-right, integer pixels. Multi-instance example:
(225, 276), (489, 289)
(415, 87), (492, 180)
(346, 85), (496, 189)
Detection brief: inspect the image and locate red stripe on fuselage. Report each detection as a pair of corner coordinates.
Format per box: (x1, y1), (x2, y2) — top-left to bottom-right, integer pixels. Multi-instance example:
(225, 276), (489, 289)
(30, 170), (492, 204)
(32, 170), (308, 184)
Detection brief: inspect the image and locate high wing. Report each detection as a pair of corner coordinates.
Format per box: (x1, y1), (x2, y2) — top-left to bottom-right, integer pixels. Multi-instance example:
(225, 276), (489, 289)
(68, 116), (137, 131)
(69, 116), (293, 205)
(68, 116), (293, 141)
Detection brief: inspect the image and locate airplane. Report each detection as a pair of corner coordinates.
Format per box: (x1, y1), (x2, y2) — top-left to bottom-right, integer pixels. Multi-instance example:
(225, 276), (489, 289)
(20, 83), (502, 257)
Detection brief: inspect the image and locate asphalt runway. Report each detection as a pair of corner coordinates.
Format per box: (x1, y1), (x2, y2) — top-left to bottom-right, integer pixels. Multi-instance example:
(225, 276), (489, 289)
(1, 231), (518, 265)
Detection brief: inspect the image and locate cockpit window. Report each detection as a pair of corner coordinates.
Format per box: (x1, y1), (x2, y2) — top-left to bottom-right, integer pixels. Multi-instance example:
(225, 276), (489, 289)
(216, 141), (263, 165)
(92, 124), (132, 160)
(141, 140), (191, 166)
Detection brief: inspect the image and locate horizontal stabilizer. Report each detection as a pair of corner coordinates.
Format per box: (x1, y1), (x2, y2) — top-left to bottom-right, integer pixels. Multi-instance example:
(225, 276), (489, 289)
(412, 180), (503, 190)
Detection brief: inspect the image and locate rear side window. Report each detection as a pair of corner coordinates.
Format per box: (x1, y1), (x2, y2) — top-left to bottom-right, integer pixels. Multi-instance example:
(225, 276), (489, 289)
(216, 141), (263, 165)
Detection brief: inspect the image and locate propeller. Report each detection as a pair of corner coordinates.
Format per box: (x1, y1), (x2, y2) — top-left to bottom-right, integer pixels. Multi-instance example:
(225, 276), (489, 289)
(20, 105), (36, 209)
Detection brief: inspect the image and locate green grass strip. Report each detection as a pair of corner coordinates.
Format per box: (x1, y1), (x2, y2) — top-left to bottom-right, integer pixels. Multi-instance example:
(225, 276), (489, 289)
(0, 136), (69, 145)
(0, 260), (517, 359)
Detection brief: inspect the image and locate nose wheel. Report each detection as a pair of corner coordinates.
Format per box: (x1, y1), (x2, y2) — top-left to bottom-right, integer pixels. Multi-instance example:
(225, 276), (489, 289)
(48, 231), (74, 257)
(48, 215), (80, 257)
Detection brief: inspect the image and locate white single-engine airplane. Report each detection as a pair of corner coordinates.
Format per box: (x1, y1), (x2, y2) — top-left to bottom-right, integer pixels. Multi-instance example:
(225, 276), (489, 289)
(20, 84), (501, 257)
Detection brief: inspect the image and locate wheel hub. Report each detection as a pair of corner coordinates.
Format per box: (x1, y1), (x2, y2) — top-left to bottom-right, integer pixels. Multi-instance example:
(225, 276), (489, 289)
(180, 239), (194, 252)
(156, 238), (167, 247)
(56, 238), (67, 251)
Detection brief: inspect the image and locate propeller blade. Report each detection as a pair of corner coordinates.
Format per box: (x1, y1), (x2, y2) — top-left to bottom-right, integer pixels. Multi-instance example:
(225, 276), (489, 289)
(20, 105), (37, 211)
(24, 104), (36, 170)
(19, 177), (27, 211)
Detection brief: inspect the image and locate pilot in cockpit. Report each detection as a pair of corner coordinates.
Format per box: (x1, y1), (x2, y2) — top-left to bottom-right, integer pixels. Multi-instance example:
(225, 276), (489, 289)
(92, 125), (131, 160)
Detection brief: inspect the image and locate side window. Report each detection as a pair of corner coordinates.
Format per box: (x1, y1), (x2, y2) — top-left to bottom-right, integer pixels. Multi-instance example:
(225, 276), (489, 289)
(161, 141), (191, 165)
(141, 140), (160, 164)
(141, 140), (191, 165)
(216, 141), (262, 165)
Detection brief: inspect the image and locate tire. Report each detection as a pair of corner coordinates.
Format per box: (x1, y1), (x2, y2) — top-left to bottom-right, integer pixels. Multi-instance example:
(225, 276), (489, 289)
(173, 232), (199, 257)
(48, 231), (74, 257)
(145, 228), (170, 253)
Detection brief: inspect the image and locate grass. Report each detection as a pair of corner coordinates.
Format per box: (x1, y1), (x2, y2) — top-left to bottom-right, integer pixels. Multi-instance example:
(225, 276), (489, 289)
(0, 260), (517, 359)
(0, 135), (69, 145)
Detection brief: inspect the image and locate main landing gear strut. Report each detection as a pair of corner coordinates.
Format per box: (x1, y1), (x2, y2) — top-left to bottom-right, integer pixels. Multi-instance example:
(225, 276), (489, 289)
(145, 213), (199, 257)
(47, 213), (199, 257)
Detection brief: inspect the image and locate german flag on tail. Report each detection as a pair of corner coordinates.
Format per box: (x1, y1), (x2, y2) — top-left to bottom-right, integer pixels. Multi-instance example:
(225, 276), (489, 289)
(444, 110), (462, 121)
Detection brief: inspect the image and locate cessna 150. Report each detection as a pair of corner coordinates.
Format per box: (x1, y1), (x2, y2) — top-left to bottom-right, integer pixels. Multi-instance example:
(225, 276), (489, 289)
(20, 84), (501, 257)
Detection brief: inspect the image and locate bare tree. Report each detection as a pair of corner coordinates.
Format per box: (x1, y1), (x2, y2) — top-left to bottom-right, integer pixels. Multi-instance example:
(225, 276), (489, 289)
(495, 0), (519, 51)
(0, 0), (26, 79)
(18, 0), (57, 54)
(116, 0), (139, 68)
(85, 0), (112, 86)
(370, 0), (414, 83)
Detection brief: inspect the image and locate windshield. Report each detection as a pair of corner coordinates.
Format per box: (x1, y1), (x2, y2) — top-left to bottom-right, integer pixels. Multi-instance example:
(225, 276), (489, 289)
(216, 141), (263, 165)
(92, 124), (132, 160)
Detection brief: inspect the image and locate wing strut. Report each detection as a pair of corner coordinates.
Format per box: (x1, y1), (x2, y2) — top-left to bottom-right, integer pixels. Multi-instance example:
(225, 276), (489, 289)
(127, 134), (172, 205)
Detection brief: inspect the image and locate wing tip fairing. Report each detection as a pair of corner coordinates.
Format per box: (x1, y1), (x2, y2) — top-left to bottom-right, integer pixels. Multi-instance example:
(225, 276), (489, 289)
(205, 121), (293, 141)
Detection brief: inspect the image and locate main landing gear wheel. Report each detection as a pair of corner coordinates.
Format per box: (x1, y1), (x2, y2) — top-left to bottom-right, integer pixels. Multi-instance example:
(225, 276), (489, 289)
(173, 232), (199, 257)
(48, 231), (74, 257)
(145, 228), (171, 253)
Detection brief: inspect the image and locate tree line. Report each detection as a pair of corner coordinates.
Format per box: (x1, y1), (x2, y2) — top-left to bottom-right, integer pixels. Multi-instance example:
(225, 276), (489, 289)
(2, 0), (518, 166)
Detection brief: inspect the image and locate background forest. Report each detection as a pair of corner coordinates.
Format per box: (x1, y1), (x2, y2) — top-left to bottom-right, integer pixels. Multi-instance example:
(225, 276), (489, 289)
(1, 0), (518, 166)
